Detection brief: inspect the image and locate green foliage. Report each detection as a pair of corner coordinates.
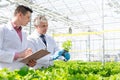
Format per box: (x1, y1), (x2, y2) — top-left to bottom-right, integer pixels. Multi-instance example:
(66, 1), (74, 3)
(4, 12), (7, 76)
(18, 66), (29, 76)
(62, 40), (72, 51)
(1, 61), (120, 80)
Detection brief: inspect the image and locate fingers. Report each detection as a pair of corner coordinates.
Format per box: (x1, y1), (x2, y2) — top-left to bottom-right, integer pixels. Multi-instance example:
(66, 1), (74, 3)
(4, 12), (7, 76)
(26, 48), (32, 53)
(27, 59), (36, 67)
(26, 48), (32, 54)
(16, 48), (33, 59)
(23, 48), (33, 58)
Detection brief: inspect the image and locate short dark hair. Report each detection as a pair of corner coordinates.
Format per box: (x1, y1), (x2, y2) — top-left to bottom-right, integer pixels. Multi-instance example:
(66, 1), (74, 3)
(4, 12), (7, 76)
(14, 5), (33, 16)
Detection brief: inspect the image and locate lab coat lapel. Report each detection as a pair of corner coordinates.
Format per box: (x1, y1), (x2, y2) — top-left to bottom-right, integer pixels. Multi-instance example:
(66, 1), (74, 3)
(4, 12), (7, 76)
(21, 30), (27, 50)
(34, 30), (47, 48)
(7, 22), (22, 43)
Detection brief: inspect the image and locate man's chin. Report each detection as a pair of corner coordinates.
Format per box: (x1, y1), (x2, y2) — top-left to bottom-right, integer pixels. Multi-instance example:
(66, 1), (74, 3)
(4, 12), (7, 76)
(43, 32), (46, 34)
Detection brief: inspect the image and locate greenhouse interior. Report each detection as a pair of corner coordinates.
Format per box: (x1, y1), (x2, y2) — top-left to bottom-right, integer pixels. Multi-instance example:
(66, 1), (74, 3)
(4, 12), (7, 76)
(1, 0), (120, 80)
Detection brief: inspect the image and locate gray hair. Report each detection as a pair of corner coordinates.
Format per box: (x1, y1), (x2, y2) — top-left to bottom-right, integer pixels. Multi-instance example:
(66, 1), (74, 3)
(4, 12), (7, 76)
(34, 15), (47, 26)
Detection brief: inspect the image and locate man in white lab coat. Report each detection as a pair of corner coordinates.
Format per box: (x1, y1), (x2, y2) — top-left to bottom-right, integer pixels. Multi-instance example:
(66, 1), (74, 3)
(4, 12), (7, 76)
(0, 5), (36, 70)
(27, 15), (59, 69)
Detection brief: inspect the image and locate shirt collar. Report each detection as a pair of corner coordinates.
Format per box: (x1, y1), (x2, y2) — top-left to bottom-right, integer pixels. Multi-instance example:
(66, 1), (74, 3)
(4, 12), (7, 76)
(34, 29), (46, 37)
(14, 26), (22, 31)
(40, 34), (45, 37)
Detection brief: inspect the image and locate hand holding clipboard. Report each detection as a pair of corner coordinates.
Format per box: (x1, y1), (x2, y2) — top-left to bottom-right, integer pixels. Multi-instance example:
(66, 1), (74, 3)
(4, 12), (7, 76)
(20, 49), (50, 64)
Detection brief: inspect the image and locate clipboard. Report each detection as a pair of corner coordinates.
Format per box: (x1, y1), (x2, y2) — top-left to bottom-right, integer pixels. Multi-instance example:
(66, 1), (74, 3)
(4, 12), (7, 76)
(20, 49), (50, 64)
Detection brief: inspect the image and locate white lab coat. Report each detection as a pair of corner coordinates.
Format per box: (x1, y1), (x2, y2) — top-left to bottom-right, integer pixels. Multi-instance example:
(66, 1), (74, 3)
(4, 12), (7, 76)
(0, 22), (27, 70)
(27, 30), (59, 69)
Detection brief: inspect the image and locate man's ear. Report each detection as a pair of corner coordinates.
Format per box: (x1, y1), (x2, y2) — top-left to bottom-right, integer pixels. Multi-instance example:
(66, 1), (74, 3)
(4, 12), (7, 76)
(18, 12), (24, 17)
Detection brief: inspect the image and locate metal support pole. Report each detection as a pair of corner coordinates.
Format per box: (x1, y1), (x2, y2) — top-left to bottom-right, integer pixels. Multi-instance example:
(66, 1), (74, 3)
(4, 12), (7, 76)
(88, 28), (91, 61)
(102, 0), (105, 66)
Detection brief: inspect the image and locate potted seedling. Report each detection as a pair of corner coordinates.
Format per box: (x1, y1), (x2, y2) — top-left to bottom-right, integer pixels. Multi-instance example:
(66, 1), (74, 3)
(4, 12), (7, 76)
(61, 40), (72, 61)
(62, 40), (72, 52)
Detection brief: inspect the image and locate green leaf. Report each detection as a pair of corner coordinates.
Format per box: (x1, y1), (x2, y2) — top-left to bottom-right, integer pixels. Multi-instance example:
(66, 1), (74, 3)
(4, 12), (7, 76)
(18, 66), (29, 76)
(62, 40), (72, 51)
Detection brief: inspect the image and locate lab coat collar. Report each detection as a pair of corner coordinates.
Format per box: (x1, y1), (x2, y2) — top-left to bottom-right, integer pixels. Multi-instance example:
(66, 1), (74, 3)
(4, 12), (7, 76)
(7, 21), (22, 30)
(33, 30), (46, 38)
(7, 22), (14, 30)
(7, 22), (23, 31)
(33, 30), (47, 47)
